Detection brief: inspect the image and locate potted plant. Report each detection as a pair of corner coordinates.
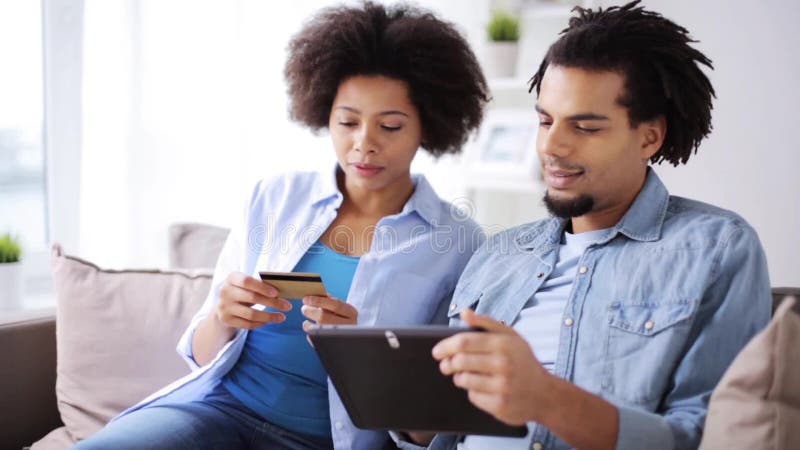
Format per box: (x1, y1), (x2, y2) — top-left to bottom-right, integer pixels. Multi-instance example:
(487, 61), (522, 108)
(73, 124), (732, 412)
(485, 10), (521, 78)
(0, 233), (23, 310)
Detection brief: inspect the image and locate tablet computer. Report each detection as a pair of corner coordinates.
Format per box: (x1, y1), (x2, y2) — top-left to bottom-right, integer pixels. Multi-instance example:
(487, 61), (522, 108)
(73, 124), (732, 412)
(308, 325), (528, 437)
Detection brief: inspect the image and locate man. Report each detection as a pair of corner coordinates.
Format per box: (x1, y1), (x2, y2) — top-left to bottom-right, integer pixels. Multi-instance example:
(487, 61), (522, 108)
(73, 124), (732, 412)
(397, 2), (771, 449)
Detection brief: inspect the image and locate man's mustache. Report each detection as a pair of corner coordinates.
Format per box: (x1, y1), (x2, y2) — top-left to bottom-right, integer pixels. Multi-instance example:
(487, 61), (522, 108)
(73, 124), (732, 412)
(541, 158), (585, 172)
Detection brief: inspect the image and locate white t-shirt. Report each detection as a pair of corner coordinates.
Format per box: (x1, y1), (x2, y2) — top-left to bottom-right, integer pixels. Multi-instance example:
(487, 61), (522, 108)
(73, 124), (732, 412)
(460, 227), (608, 450)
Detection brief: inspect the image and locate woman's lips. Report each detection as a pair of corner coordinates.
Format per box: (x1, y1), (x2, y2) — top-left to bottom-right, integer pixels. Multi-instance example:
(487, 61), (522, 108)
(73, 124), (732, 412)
(351, 163), (384, 178)
(544, 168), (584, 189)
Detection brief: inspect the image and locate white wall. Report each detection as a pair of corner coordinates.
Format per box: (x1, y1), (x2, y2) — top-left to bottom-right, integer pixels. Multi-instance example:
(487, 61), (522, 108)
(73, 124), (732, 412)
(609, 0), (800, 286)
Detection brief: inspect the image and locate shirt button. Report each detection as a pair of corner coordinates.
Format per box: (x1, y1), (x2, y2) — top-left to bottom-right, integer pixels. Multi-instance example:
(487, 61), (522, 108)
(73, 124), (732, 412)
(644, 320), (655, 330)
(532, 442), (543, 450)
(536, 272), (544, 279)
(564, 318), (574, 327)
(578, 266), (588, 274)
(334, 421), (344, 430)
(450, 304), (457, 312)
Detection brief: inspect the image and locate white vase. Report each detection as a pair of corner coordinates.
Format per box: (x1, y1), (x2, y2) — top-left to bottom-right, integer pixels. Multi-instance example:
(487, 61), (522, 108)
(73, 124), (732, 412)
(484, 41), (519, 79)
(0, 261), (23, 311)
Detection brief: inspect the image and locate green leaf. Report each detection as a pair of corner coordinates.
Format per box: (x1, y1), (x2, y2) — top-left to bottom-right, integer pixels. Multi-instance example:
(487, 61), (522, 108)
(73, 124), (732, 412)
(487, 10), (520, 42)
(0, 233), (22, 263)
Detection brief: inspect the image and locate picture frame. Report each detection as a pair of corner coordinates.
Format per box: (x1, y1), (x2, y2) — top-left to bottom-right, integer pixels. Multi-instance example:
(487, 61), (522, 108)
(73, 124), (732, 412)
(466, 109), (539, 182)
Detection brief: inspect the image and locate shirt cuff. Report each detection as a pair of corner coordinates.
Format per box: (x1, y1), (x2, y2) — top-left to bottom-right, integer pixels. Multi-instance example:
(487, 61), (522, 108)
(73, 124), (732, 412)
(176, 321), (203, 371)
(615, 405), (674, 450)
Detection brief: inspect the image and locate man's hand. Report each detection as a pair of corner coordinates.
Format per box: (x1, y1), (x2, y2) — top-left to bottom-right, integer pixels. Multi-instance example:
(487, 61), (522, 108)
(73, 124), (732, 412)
(433, 309), (619, 450)
(431, 308), (556, 426)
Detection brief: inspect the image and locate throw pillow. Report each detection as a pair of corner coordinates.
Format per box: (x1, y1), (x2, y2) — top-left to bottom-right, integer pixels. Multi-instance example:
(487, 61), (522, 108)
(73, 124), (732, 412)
(700, 297), (800, 449)
(34, 244), (211, 448)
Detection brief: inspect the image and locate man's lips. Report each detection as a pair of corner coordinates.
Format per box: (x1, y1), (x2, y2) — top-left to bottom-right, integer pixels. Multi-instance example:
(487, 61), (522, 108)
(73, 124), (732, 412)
(544, 167), (584, 189)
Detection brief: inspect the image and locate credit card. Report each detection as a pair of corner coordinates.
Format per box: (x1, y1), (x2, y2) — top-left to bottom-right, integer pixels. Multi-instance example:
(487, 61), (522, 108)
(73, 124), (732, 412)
(259, 271), (327, 299)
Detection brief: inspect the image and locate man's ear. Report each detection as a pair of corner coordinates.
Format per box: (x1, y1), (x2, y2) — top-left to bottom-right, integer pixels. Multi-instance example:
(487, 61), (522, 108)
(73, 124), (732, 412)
(639, 115), (667, 161)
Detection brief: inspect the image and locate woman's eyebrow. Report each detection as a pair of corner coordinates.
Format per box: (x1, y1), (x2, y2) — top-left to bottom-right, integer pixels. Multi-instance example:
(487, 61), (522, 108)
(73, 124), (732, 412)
(377, 110), (409, 117)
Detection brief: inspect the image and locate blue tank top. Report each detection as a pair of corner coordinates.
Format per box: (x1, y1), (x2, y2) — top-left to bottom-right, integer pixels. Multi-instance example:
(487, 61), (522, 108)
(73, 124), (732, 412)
(222, 241), (359, 437)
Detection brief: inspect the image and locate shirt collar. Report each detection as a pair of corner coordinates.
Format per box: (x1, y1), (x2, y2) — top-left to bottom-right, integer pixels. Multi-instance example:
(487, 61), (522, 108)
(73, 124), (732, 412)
(612, 167), (669, 243)
(518, 168), (669, 249)
(311, 165), (442, 226)
(310, 165), (343, 207)
(399, 174), (442, 226)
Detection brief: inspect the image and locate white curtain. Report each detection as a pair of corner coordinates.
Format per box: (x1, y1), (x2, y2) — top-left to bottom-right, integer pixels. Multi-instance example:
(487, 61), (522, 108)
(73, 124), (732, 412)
(78, 0), (341, 268)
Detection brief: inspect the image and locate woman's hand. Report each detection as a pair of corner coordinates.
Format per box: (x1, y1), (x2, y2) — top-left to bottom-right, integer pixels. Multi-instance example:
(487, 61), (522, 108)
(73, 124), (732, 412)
(403, 431), (436, 446)
(193, 272), (292, 366)
(215, 272), (293, 330)
(301, 295), (358, 332)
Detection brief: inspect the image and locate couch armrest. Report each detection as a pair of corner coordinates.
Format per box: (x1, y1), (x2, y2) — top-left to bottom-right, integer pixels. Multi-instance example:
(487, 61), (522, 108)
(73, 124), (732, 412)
(0, 311), (63, 449)
(772, 287), (800, 314)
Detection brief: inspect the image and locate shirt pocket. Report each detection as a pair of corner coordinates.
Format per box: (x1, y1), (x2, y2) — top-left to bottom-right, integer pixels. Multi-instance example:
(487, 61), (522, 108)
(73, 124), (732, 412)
(601, 299), (699, 406)
(374, 271), (444, 326)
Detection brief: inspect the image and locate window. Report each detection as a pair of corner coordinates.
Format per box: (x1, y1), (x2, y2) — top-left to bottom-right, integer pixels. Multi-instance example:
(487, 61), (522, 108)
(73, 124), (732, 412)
(0, 1), (47, 251)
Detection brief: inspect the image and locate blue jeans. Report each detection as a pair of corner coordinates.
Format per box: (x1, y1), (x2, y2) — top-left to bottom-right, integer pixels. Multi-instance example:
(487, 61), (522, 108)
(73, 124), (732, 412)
(72, 383), (334, 450)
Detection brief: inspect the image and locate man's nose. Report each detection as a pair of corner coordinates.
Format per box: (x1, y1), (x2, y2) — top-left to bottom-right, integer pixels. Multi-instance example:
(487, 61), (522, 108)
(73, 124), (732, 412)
(539, 122), (572, 159)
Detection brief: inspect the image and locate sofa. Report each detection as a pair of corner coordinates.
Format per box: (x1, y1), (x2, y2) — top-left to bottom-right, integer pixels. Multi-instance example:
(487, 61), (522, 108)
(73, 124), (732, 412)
(0, 223), (228, 450)
(0, 223), (797, 450)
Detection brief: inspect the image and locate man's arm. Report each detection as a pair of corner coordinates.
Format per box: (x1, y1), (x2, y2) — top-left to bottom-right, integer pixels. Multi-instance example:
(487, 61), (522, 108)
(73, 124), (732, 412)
(616, 224), (772, 448)
(433, 309), (618, 450)
(433, 224), (772, 450)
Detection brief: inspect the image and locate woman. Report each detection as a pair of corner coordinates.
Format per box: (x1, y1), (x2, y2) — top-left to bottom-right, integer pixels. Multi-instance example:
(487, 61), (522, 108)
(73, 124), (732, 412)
(74, 2), (489, 449)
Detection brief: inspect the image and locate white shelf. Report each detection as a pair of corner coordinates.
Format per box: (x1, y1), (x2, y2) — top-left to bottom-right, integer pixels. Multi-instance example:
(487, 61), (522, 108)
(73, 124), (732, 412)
(474, 0), (585, 229)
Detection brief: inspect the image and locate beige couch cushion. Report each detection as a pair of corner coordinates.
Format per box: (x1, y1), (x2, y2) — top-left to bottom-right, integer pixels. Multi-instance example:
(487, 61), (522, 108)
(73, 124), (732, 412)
(700, 297), (800, 450)
(32, 244), (212, 449)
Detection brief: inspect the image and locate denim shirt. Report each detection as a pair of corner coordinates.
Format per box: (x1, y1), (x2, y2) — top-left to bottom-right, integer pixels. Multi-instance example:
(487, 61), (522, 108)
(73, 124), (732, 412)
(403, 170), (771, 450)
(114, 168), (484, 450)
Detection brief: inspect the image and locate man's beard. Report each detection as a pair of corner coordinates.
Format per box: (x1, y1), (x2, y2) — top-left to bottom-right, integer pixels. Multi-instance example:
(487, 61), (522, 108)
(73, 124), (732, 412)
(543, 191), (595, 218)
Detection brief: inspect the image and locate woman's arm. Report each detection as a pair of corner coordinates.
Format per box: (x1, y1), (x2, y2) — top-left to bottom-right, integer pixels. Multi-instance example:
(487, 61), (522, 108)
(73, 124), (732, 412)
(190, 308), (238, 367)
(191, 272), (292, 366)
